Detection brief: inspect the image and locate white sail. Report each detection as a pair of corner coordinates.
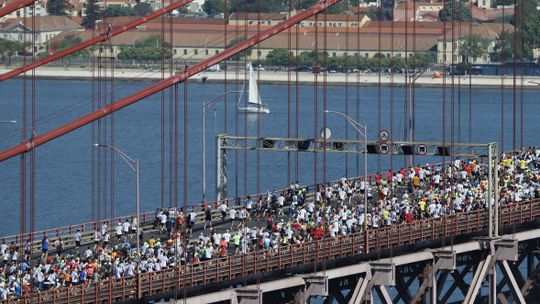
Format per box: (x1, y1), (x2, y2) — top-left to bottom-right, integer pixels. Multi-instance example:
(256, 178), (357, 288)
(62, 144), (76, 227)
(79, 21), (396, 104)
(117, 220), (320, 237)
(237, 63), (270, 114)
(248, 63), (262, 105)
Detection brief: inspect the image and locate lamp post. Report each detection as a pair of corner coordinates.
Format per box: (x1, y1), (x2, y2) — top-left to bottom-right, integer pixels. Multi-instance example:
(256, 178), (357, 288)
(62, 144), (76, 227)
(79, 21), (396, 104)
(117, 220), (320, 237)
(404, 66), (431, 165)
(325, 110), (368, 231)
(93, 143), (140, 254)
(202, 91), (234, 201)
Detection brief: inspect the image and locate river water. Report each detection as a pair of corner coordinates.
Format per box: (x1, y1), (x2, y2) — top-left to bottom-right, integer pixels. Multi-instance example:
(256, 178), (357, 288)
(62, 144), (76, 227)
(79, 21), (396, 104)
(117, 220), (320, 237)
(0, 78), (539, 235)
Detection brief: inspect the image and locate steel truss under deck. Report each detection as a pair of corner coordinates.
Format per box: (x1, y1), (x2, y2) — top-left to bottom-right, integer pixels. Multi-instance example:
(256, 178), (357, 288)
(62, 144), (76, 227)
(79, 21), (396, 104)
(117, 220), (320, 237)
(180, 229), (540, 304)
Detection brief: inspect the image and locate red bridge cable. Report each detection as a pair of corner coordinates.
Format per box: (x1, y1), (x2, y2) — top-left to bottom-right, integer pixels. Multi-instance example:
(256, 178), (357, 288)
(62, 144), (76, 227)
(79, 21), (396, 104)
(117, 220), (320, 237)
(0, 0), (195, 82)
(0, 0), (342, 163)
(0, 0), (35, 18)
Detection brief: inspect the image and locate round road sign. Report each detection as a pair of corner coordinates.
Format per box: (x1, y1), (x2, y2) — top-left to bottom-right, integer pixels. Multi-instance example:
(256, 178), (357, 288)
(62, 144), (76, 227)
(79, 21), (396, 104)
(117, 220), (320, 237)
(379, 143), (389, 154)
(378, 129), (390, 142)
(320, 127), (332, 140)
(416, 144), (427, 155)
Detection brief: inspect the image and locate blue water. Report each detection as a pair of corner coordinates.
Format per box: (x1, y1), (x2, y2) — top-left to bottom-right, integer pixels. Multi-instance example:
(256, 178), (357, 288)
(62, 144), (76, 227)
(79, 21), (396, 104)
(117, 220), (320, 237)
(0, 77), (539, 236)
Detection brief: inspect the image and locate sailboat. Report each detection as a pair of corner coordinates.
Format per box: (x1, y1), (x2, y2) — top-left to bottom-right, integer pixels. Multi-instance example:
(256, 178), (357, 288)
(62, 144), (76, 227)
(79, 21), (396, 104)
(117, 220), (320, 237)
(237, 63), (270, 114)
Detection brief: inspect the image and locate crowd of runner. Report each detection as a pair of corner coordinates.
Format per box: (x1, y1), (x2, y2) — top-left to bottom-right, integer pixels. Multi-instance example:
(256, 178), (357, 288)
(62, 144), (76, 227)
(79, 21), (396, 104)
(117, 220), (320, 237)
(1, 147), (539, 299)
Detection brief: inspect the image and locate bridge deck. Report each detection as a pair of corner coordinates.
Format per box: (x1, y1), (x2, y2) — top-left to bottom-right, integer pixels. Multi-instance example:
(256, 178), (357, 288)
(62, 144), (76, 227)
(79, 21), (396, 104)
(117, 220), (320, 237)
(1, 198), (538, 303)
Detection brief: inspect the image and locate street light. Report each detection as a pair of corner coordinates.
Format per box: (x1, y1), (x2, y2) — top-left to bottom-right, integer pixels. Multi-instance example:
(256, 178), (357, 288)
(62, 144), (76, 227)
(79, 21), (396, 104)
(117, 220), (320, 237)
(93, 143), (140, 254)
(202, 91), (234, 201)
(325, 110), (369, 232)
(0, 120), (17, 124)
(404, 66), (431, 165)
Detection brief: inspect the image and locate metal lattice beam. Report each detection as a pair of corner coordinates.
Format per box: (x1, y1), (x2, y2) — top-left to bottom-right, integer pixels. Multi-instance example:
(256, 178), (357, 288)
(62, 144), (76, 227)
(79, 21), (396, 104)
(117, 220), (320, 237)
(217, 135), (493, 158)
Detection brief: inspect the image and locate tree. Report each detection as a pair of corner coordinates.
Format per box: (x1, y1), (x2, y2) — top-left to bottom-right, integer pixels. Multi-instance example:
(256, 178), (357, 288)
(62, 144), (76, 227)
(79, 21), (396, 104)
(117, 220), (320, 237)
(264, 48), (291, 66)
(117, 35), (172, 62)
(228, 0), (284, 13)
(133, 3), (153, 16)
(46, 0), (70, 15)
(50, 34), (91, 63)
(203, 0), (225, 16)
(296, 0), (317, 9)
(0, 38), (25, 64)
(459, 34), (489, 63)
(226, 37), (252, 60)
(82, 0), (101, 29)
(491, 30), (532, 62)
(103, 6), (135, 17)
(439, 0), (471, 21)
(410, 52), (435, 69)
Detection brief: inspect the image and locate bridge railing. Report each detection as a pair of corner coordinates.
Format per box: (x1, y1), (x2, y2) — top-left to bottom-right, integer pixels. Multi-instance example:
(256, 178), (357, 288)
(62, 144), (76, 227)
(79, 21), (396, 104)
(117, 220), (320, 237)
(3, 199), (537, 304)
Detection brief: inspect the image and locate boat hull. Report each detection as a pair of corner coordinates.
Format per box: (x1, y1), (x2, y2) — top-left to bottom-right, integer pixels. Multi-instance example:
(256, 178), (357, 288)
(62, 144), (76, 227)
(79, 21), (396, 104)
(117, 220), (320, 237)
(237, 106), (270, 114)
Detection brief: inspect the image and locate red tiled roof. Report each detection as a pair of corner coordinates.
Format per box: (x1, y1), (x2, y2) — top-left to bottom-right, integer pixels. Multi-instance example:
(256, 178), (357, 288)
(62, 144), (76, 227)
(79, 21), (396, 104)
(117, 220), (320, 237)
(0, 16), (83, 31)
(471, 6), (513, 22)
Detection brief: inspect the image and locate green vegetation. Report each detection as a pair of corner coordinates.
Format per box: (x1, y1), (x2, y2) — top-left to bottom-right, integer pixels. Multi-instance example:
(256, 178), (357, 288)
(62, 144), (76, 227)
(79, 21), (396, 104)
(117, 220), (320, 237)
(0, 38), (26, 63)
(491, 30), (532, 62)
(202, 0), (374, 17)
(46, 0), (70, 16)
(117, 35), (172, 62)
(46, 34), (91, 62)
(439, 0), (471, 21)
(460, 34), (490, 63)
(260, 48), (435, 71)
(82, 0), (101, 29)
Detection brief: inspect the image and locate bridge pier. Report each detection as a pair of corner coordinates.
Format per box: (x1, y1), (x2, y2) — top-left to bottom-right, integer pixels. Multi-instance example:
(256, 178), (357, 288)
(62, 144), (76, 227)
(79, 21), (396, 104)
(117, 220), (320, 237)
(233, 288), (262, 304)
(349, 262), (395, 304)
(464, 238), (525, 304)
(296, 275), (329, 303)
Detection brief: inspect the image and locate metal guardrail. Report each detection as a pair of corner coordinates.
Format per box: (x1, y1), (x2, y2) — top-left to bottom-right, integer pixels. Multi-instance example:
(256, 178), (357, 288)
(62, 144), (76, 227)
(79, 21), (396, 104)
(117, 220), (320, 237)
(2, 198), (538, 304)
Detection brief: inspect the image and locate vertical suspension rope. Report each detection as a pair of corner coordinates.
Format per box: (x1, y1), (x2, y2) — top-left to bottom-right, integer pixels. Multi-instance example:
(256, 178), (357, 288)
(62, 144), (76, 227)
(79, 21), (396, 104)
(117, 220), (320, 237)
(287, 0), (292, 186)
(356, 4), (361, 178)
(457, 2), (462, 145)
(442, 0), (447, 167)
(377, 6), (382, 172)
(468, 1), (472, 144)
(30, 2), (36, 257)
(412, 0), (418, 167)
(179, 78), (184, 220)
(110, 35), (115, 223)
(519, 0), (524, 148)
(97, 41), (102, 222)
(224, 0), (228, 137)
(295, 0), (300, 181)
(512, 0), (518, 151)
(242, 3), (248, 198)
(322, 7), (327, 190)
(404, 3), (409, 168)
(91, 18), (97, 223)
(102, 42), (109, 220)
(390, 1), (395, 170)
(169, 41), (174, 208)
(345, 9), (350, 177)
(161, 0), (166, 209)
(256, 0), (261, 195)
(451, 0), (456, 165)
(234, 12), (239, 199)
(500, 5), (505, 151)
(20, 5), (28, 272)
(313, 14), (319, 191)
(172, 5), (177, 208)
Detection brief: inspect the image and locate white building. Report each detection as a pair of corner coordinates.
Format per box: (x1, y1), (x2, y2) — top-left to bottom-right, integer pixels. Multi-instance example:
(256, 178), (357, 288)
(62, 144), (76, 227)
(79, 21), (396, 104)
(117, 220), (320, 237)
(0, 16), (83, 52)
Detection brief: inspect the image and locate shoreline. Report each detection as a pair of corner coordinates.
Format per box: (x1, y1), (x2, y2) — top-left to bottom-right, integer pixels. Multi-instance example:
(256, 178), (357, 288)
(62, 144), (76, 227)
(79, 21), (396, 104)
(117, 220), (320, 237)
(2, 66), (540, 88)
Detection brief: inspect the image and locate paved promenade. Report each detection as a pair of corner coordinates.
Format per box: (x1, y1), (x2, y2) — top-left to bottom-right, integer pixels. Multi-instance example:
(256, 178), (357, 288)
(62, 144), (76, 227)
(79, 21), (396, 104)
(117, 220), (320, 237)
(2, 67), (540, 88)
